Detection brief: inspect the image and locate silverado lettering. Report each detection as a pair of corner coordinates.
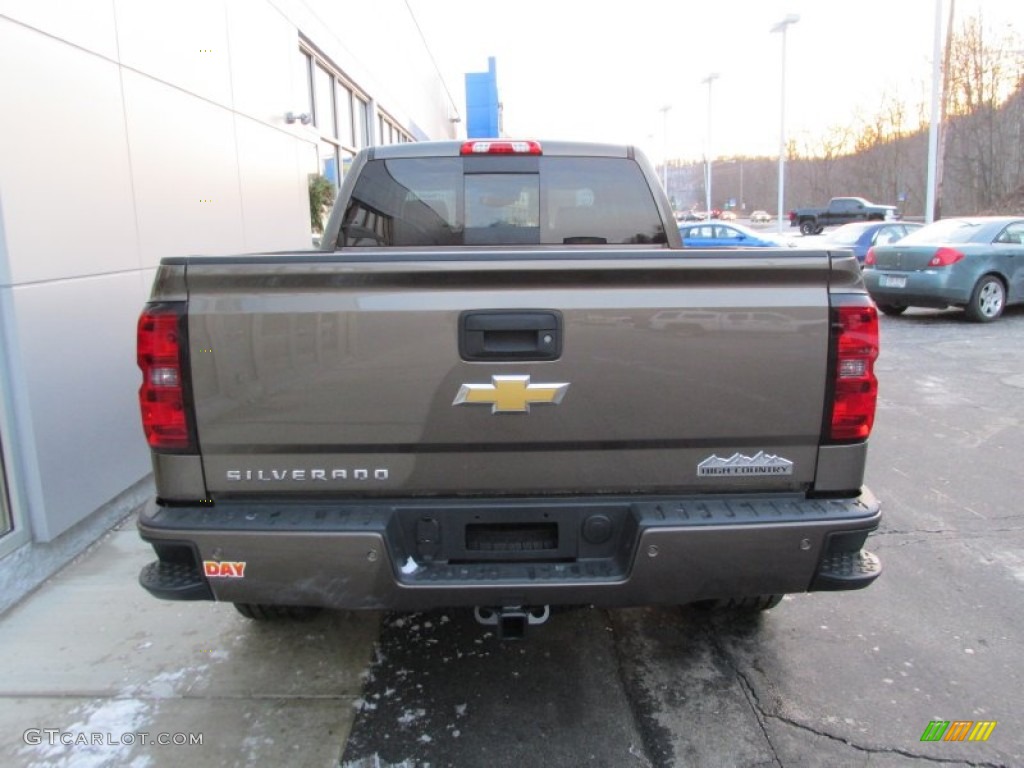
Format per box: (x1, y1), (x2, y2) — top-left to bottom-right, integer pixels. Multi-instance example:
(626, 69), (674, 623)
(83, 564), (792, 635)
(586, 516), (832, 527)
(135, 139), (882, 636)
(225, 469), (390, 482)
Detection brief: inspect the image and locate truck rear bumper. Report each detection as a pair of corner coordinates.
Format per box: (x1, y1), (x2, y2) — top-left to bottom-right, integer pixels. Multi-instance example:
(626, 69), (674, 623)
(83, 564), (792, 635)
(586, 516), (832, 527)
(137, 491), (881, 610)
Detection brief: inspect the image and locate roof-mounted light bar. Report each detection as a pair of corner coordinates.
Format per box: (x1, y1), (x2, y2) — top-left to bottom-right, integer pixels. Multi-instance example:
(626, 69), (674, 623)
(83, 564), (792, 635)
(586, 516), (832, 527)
(460, 140), (543, 156)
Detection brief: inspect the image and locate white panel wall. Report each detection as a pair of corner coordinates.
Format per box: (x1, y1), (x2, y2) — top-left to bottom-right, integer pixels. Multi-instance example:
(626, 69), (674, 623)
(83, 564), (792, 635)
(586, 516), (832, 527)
(0, 0), (119, 59)
(225, 0), (300, 125)
(112, 0), (233, 108)
(0, 0), (456, 547)
(235, 116), (311, 252)
(9, 274), (151, 540)
(0, 21), (140, 285)
(123, 71), (246, 262)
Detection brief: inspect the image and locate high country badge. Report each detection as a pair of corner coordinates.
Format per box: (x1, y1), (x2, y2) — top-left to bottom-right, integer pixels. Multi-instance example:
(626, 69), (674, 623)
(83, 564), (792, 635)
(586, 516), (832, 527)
(697, 451), (794, 477)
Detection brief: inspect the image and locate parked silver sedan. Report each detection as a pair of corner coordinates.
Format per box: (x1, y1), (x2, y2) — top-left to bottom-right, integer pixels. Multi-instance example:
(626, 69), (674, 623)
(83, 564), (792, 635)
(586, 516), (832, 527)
(863, 216), (1024, 322)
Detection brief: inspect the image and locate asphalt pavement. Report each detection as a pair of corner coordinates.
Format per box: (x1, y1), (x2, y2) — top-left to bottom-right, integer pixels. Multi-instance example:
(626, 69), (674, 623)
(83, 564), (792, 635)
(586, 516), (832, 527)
(1, 305), (1022, 767)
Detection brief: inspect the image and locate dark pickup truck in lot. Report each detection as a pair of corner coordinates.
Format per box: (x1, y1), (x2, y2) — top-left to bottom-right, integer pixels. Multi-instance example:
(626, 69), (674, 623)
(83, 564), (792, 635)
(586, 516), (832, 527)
(135, 139), (882, 637)
(790, 196), (898, 236)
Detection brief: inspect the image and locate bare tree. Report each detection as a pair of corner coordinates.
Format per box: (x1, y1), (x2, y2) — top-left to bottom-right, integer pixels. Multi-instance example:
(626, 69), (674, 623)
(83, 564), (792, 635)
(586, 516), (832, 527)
(663, 10), (1024, 219)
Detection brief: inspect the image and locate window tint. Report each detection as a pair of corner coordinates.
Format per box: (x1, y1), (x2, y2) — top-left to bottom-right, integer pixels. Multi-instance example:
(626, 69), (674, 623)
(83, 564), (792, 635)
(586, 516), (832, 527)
(465, 174), (539, 245)
(339, 157), (666, 247)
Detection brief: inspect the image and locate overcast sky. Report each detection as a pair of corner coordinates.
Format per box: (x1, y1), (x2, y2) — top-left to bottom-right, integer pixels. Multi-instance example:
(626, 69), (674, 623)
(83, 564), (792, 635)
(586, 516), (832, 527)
(406, 0), (1016, 162)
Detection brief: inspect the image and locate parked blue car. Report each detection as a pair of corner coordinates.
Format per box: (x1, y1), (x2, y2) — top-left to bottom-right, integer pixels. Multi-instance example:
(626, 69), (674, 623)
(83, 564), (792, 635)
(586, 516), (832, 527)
(863, 216), (1024, 322)
(679, 222), (795, 248)
(820, 220), (923, 263)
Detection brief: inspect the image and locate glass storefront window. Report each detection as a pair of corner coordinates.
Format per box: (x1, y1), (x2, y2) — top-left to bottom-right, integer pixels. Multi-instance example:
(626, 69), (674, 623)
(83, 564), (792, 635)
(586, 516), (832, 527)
(319, 141), (340, 187)
(314, 64), (336, 138)
(355, 98), (369, 148)
(297, 50), (313, 117)
(336, 83), (353, 148)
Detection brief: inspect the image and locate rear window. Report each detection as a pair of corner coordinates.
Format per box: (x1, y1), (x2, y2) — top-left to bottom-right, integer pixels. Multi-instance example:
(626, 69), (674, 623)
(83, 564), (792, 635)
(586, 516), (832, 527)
(899, 219), (986, 245)
(339, 156), (667, 247)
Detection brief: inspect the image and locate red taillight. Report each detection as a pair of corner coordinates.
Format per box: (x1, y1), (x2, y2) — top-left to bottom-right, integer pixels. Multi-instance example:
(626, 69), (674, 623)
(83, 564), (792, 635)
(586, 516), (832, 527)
(864, 247), (876, 266)
(829, 303), (879, 441)
(928, 247), (964, 267)
(460, 140), (542, 155)
(137, 305), (192, 451)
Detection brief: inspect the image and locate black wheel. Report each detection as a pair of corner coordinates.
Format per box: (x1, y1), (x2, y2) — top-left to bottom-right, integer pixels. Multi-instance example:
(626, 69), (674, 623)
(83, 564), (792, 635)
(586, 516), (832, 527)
(692, 594), (784, 612)
(964, 275), (1005, 322)
(233, 603), (322, 621)
(814, 225), (825, 235)
(877, 303), (908, 316)
(799, 220), (816, 236)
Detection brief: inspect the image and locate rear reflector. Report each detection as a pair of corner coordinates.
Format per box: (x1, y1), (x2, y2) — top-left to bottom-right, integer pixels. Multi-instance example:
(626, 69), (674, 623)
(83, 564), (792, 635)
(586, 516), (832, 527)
(864, 247), (876, 266)
(829, 303), (879, 441)
(137, 305), (193, 451)
(460, 140), (542, 156)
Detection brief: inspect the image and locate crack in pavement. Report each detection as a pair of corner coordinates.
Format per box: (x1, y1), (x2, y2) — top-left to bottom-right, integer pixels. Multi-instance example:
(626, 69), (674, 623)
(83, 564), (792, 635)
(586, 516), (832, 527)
(709, 624), (1009, 768)
(701, 622), (783, 768)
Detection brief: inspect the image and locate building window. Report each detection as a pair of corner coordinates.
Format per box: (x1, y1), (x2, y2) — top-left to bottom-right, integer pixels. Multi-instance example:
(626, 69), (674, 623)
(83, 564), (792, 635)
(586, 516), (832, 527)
(355, 97), (369, 148)
(297, 50), (313, 117)
(299, 42), (413, 183)
(313, 63), (336, 138)
(336, 82), (354, 148)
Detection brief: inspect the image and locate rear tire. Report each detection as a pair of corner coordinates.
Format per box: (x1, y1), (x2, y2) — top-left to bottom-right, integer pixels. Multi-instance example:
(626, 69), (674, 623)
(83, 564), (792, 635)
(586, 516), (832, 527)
(692, 594), (784, 612)
(965, 275), (1005, 322)
(877, 303), (908, 316)
(233, 603), (322, 621)
(799, 220), (816, 236)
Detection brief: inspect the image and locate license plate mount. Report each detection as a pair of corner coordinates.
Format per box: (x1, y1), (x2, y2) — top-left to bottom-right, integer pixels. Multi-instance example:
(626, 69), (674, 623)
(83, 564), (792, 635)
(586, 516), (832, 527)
(880, 274), (907, 289)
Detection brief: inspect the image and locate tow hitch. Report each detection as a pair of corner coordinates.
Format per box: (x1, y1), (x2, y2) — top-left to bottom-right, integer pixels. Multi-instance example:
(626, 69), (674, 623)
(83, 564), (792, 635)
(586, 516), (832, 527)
(473, 605), (550, 639)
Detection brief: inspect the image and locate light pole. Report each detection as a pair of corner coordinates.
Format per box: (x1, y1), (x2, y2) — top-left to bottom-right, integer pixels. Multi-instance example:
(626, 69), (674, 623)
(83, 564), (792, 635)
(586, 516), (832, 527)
(701, 73), (719, 216)
(659, 105), (672, 194)
(925, 0), (942, 223)
(771, 13), (799, 234)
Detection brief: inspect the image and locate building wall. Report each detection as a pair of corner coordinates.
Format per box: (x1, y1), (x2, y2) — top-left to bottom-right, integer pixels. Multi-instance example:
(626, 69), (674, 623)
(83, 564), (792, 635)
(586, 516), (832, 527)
(0, 0), (457, 581)
(465, 57), (500, 139)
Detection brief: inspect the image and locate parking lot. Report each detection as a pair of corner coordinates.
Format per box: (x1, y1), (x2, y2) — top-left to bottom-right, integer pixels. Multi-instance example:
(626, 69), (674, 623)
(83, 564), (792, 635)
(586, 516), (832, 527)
(1, 307), (1022, 767)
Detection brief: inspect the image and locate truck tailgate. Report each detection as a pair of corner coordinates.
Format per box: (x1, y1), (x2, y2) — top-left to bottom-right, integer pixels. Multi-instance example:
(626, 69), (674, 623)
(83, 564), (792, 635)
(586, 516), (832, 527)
(186, 251), (831, 496)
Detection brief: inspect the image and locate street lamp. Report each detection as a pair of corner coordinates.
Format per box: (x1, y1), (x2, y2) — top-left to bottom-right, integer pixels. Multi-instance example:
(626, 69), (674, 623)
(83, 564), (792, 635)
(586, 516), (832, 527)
(771, 13), (799, 234)
(659, 104), (672, 194)
(701, 73), (719, 216)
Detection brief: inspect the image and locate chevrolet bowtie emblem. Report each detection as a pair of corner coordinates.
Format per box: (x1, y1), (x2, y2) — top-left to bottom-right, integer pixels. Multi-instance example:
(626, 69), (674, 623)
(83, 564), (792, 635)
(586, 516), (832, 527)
(453, 375), (569, 414)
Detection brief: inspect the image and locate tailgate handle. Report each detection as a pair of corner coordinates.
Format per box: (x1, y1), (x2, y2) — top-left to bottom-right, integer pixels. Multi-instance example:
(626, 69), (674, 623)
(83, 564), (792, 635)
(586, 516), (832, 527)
(459, 310), (562, 361)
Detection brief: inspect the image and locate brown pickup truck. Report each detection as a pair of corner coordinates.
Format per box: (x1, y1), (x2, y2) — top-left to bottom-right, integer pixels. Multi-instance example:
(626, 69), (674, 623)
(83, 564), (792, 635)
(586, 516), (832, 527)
(136, 139), (881, 637)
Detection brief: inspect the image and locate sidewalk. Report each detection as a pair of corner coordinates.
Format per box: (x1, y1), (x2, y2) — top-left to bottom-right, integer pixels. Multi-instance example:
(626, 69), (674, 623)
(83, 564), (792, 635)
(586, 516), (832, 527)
(0, 513), (379, 767)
